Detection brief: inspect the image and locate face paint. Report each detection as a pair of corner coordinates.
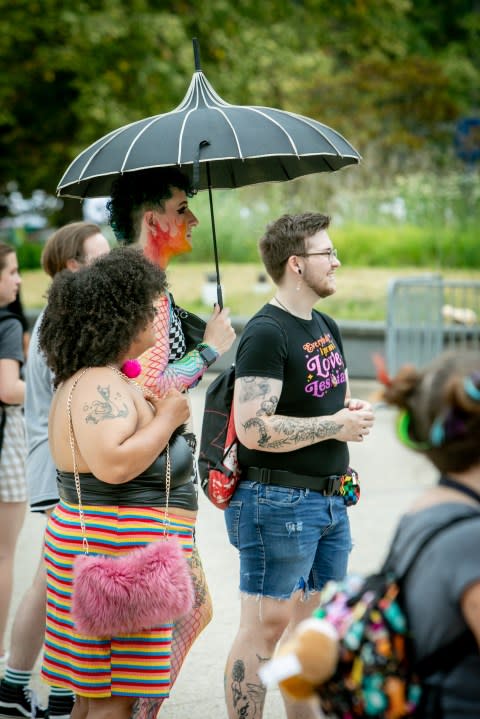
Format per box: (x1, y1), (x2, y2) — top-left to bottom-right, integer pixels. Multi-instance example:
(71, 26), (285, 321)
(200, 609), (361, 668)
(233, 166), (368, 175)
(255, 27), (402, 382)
(143, 187), (198, 269)
(144, 218), (191, 268)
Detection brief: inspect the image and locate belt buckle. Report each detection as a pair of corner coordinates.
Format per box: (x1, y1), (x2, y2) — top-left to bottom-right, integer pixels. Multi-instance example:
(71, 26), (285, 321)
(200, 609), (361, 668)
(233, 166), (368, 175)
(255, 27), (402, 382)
(323, 475), (342, 496)
(259, 468), (271, 485)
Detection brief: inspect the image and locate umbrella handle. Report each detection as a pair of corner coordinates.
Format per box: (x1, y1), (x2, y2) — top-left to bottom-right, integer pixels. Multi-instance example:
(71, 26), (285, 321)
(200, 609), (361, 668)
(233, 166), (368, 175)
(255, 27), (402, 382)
(207, 186), (223, 308)
(206, 167), (223, 309)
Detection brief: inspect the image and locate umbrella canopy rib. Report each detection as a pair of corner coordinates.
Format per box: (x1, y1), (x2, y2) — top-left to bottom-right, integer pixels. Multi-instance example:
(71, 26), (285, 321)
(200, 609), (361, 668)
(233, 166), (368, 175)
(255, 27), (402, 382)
(56, 58), (361, 200)
(76, 126), (135, 182)
(238, 107), (300, 156)
(289, 112), (345, 155)
(197, 73), (230, 108)
(62, 125), (126, 183)
(120, 112), (181, 173)
(173, 73), (202, 111)
(177, 110), (196, 165)
(197, 83), (243, 159)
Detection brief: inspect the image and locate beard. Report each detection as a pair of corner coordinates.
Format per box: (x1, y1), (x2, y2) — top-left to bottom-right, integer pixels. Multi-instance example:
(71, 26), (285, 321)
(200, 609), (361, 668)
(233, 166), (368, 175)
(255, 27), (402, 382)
(303, 270), (337, 299)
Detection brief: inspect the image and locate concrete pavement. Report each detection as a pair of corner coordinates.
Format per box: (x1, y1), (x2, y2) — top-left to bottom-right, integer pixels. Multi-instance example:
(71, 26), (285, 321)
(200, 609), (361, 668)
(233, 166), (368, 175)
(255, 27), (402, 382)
(7, 377), (437, 718)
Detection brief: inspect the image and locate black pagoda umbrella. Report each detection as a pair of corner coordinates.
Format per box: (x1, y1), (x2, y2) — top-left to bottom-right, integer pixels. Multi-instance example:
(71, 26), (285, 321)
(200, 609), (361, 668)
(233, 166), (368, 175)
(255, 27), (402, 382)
(57, 39), (361, 304)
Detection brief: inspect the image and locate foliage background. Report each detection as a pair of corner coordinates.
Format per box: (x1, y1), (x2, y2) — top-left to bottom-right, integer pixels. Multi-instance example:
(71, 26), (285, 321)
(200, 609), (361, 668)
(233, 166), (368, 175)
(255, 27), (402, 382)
(0, 0), (479, 270)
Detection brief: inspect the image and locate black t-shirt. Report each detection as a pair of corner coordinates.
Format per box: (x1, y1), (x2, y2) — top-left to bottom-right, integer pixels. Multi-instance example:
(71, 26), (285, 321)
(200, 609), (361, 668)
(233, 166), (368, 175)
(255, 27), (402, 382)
(235, 304), (349, 477)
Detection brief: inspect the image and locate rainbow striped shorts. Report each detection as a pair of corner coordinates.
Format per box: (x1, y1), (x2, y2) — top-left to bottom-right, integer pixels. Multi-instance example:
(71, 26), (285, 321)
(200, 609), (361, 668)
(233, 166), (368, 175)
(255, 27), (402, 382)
(42, 500), (195, 698)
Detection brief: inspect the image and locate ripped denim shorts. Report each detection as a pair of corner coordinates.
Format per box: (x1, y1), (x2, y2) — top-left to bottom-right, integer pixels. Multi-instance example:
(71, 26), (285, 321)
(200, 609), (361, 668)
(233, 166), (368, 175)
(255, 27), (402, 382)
(224, 480), (352, 600)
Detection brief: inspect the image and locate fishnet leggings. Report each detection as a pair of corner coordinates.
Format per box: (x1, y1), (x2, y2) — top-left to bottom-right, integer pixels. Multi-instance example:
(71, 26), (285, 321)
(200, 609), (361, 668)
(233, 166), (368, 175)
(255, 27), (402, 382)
(131, 546), (212, 719)
(133, 292), (212, 717)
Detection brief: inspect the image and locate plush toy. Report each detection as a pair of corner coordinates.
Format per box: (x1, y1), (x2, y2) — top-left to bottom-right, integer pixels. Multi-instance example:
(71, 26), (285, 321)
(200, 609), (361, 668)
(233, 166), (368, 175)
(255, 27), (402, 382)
(260, 617), (340, 700)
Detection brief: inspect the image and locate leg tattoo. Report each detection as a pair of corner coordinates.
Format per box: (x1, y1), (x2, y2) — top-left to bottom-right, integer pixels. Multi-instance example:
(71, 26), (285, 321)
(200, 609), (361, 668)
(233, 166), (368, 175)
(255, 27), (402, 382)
(230, 656), (268, 718)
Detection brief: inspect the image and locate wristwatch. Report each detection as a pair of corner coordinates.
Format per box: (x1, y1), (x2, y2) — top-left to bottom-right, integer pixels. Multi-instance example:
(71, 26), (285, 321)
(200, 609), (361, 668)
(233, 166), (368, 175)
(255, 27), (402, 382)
(197, 343), (218, 368)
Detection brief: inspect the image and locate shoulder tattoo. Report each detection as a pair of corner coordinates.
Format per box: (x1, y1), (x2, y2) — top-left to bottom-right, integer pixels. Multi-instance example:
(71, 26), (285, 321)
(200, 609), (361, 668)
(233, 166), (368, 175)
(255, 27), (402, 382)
(83, 384), (129, 425)
(238, 377), (274, 403)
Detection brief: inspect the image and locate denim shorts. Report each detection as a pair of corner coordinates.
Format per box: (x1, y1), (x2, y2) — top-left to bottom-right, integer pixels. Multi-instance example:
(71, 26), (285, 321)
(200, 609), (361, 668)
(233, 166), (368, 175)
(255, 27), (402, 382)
(224, 480), (352, 599)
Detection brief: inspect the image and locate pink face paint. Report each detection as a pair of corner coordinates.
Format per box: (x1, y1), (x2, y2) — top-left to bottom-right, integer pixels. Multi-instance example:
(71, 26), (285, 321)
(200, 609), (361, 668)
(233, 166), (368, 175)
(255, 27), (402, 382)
(144, 218), (191, 269)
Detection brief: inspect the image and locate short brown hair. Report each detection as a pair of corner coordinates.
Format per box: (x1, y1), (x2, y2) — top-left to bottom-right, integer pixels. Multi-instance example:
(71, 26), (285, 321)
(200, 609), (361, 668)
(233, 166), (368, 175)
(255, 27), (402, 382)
(41, 222), (102, 278)
(259, 212), (330, 283)
(0, 242), (15, 272)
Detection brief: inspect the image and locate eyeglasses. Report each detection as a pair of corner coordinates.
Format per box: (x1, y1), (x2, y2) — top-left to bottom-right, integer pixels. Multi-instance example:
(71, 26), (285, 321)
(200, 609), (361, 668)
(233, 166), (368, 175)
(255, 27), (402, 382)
(299, 248), (338, 262)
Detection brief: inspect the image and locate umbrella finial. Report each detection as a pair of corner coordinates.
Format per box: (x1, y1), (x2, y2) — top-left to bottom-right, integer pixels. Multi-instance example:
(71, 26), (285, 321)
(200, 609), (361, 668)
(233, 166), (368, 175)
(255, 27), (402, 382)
(192, 38), (202, 72)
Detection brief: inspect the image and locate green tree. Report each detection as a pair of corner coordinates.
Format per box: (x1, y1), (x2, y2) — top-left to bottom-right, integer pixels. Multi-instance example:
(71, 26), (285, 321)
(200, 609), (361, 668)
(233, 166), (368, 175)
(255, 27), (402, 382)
(0, 0), (478, 215)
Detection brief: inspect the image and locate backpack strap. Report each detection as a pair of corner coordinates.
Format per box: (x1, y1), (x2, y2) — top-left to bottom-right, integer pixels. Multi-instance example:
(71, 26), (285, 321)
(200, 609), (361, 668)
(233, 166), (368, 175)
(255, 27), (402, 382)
(384, 509), (480, 580)
(438, 474), (480, 503)
(385, 511), (480, 679)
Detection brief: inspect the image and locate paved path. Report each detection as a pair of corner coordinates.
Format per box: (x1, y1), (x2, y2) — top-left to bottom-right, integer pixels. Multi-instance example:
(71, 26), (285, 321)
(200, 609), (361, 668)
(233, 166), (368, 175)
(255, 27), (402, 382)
(7, 378), (437, 717)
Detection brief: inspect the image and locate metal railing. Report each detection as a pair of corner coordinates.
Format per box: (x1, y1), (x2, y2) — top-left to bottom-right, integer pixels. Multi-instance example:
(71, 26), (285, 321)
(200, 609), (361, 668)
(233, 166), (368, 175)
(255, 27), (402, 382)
(386, 276), (480, 374)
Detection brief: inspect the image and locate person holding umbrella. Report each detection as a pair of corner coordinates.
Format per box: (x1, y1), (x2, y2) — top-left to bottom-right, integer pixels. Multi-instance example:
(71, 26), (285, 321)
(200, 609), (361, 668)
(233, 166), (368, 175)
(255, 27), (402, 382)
(107, 167), (235, 718)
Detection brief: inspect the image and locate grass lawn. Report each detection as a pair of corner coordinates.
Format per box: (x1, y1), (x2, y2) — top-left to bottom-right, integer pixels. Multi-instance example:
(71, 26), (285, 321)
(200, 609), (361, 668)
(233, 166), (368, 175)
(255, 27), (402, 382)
(21, 263), (480, 322)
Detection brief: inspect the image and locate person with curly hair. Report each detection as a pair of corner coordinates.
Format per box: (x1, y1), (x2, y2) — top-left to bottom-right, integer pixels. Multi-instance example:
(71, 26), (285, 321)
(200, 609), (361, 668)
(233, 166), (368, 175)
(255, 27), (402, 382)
(108, 168), (236, 719)
(378, 349), (480, 718)
(38, 246), (195, 719)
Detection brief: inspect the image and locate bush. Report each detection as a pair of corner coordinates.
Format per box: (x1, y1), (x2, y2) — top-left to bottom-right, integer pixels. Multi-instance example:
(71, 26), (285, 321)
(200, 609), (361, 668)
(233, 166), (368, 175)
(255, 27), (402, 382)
(334, 223), (480, 267)
(180, 169), (479, 269)
(16, 241), (43, 270)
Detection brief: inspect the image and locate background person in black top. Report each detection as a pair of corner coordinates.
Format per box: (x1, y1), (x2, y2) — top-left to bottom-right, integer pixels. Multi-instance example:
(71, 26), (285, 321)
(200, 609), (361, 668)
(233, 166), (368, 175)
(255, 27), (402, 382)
(224, 213), (375, 719)
(0, 243), (26, 678)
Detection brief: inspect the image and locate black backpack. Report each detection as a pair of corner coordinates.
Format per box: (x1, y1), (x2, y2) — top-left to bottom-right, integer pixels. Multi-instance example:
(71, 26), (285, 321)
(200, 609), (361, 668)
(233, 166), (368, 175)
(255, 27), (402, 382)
(198, 364), (241, 509)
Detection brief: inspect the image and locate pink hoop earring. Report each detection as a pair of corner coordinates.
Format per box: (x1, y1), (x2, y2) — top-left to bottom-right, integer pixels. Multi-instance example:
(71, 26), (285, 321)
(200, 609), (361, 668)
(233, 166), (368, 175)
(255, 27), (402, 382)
(121, 359), (142, 379)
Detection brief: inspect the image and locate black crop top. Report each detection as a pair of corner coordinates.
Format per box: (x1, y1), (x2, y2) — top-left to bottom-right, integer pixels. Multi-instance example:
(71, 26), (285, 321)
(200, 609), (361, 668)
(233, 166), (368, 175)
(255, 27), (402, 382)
(56, 433), (198, 511)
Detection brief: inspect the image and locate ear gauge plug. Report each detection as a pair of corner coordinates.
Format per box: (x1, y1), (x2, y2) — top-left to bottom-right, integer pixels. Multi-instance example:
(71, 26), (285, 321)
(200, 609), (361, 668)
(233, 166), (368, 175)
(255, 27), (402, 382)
(298, 269), (302, 275)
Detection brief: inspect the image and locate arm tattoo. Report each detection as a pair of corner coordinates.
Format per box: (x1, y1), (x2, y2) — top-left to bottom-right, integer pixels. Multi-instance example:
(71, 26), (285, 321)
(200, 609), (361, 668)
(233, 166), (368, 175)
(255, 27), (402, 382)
(83, 385), (129, 424)
(243, 417), (272, 446)
(238, 377), (272, 403)
(256, 395), (279, 417)
(243, 415), (343, 449)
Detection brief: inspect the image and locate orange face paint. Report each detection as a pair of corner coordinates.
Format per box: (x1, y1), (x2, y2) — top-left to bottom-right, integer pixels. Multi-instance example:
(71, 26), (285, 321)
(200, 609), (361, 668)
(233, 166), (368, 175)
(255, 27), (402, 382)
(144, 218), (192, 269)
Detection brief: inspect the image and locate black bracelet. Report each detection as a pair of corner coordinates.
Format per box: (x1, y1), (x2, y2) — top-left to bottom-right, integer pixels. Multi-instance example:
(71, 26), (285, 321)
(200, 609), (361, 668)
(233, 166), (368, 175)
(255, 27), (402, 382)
(196, 343), (218, 368)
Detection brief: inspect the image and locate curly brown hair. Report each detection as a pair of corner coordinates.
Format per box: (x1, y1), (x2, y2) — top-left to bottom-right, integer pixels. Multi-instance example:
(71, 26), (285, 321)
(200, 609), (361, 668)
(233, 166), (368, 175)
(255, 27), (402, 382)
(39, 246), (167, 387)
(382, 350), (480, 474)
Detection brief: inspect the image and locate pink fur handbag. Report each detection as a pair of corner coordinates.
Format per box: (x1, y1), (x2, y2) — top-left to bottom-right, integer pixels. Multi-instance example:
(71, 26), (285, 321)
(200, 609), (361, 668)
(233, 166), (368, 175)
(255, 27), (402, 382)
(72, 532), (194, 636)
(66, 368), (194, 637)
